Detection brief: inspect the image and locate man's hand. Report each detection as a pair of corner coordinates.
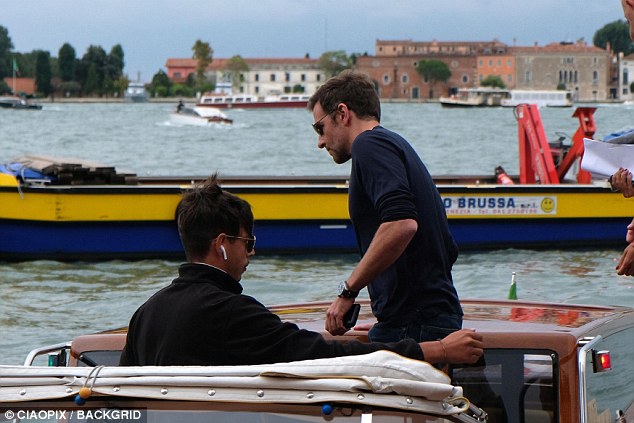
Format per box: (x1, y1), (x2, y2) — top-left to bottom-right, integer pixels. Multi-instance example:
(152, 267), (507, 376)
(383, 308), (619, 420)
(421, 329), (484, 364)
(326, 297), (354, 336)
(611, 168), (634, 197)
(617, 242), (634, 276)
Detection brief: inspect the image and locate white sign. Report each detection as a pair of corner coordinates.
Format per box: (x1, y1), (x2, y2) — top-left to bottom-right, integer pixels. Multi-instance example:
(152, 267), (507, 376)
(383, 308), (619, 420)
(442, 195), (557, 216)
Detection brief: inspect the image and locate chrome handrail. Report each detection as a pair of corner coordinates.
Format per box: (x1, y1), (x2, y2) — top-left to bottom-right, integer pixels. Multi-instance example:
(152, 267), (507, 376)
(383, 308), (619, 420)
(23, 342), (71, 366)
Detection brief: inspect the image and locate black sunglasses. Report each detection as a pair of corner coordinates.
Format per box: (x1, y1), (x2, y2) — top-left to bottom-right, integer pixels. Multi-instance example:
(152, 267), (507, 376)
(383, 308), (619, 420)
(312, 109), (336, 136)
(226, 235), (256, 253)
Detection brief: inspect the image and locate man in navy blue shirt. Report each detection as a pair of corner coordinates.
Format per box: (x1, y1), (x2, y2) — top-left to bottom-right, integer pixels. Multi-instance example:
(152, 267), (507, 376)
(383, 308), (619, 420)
(308, 70), (463, 344)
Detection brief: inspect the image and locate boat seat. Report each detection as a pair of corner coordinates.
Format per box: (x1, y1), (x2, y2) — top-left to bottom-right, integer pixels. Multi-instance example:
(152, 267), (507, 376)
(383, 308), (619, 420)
(70, 333), (126, 367)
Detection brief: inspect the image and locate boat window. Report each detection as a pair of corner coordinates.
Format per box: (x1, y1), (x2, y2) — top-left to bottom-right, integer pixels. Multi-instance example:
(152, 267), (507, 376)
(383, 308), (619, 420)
(450, 349), (557, 422)
(583, 327), (634, 420)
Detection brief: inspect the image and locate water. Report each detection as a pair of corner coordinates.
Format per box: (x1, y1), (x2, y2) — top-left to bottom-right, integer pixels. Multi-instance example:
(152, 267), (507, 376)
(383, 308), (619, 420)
(1, 101), (634, 365)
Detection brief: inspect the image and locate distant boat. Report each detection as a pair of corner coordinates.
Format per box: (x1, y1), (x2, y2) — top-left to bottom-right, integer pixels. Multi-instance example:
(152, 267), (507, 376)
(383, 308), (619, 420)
(197, 93), (310, 109)
(124, 82), (148, 102)
(501, 89), (573, 108)
(440, 88), (572, 108)
(0, 95), (42, 110)
(439, 88), (510, 107)
(170, 103), (233, 126)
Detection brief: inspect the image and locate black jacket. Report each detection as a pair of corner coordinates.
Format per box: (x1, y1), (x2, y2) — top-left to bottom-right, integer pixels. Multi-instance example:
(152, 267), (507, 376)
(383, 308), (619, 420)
(119, 263), (425, 366)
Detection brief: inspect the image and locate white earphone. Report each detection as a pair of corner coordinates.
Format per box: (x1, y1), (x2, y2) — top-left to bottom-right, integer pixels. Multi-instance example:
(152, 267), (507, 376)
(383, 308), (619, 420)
(220, 245), (227, 260)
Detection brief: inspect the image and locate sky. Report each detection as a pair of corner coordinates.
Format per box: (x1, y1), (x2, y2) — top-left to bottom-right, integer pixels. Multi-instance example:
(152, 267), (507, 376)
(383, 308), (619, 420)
(2, 0), (627, 83)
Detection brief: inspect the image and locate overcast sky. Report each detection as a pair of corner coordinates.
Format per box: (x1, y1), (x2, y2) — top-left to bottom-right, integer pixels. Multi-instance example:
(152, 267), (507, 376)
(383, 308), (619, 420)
(3, 0), (626, 83)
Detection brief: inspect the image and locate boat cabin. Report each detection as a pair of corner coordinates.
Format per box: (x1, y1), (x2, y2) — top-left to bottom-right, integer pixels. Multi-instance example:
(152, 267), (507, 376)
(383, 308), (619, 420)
(8, 299), (634, 422)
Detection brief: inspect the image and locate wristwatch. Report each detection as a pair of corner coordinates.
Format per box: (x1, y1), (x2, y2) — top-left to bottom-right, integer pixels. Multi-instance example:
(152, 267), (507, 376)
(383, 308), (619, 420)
(337, 280), (359, 299)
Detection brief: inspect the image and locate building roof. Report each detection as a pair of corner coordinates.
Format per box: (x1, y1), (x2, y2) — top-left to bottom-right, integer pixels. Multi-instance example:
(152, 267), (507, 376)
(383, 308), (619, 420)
(2, 77), (36, 95)
(165, 57), (318, 70)
(510, 41), (607, 54)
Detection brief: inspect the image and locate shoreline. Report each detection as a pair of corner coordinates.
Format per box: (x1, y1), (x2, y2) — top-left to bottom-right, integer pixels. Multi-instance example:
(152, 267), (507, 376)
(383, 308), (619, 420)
(35, 97), (627, 105)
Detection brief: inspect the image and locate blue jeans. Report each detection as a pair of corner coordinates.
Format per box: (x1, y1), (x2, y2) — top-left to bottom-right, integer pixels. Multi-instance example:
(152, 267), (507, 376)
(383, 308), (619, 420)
(368, 312), (462, 343)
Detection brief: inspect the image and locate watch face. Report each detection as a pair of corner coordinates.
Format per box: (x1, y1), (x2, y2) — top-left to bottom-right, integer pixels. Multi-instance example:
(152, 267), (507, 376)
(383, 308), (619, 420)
(337, 281), (346, 296)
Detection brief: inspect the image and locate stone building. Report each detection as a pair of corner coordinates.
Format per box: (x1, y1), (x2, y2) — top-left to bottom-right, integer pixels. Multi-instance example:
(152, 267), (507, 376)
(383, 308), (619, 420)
(165, 57), (324, 96)
(510, 41), (611, 102)
(618, 53), (634, 100)
(354, 39), (611, 102)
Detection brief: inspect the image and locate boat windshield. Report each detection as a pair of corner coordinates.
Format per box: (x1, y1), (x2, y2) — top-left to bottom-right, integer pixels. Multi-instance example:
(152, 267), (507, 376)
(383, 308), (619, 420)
(450, 349), (557, 422)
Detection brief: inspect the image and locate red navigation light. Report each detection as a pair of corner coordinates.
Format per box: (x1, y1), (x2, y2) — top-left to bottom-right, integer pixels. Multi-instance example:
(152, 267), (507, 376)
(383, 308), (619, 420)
(592, 350), (612, 373)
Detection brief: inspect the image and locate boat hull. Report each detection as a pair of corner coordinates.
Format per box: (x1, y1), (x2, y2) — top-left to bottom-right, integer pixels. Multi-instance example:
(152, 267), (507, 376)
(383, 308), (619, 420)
(0, 177), (631, 260)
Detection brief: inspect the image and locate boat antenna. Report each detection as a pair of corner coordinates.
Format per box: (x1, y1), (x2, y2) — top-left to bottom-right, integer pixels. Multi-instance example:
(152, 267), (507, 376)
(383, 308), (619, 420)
(508, 272), (518, 300)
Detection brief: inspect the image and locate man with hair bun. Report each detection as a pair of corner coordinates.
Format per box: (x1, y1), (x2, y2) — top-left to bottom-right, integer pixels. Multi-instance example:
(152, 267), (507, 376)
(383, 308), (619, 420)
(120, 174), (483, 367)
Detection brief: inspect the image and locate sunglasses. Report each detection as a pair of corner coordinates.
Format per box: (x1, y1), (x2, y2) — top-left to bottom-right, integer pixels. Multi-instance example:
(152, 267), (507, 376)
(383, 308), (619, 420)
(226, 235), (256, 253)
(312, 109), (336, 136)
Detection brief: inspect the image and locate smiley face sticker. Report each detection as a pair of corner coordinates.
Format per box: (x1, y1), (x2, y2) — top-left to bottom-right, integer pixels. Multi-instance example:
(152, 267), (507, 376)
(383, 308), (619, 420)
(540, 197), (556, 213)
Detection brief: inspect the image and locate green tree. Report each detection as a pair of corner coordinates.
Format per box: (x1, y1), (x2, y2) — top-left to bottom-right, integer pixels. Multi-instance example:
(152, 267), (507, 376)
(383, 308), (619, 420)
(107, 44), (125, 81)
(34, 50), (52, 97)
(192, 39), (213, 85)
(13, 52), (38, 77)
(318, 50), (352, 77)
(112, 76), (130, 98)
(149, 69), (172, 97)
(78, 45), (107, 95)
(416, 59), (451, 99)
(58, 43), (76, 82)
(593, 20), (634, 56)
(83, 63), (100, 95)
(0, 25), (13, 78)
(224, 55), (249, 91)
(480, 75), (506, 89)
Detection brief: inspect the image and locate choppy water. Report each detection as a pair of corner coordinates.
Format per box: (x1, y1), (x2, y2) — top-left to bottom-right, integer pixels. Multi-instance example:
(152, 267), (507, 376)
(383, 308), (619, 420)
(1, 101), (633, 365)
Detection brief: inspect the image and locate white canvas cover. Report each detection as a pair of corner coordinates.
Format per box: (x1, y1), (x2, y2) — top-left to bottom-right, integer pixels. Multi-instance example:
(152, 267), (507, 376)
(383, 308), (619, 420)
(0, 351), (470, 416)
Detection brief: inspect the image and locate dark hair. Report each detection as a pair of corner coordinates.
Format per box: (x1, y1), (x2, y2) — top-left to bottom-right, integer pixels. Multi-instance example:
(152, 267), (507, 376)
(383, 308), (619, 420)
(308, 70), (381, 122)
(175, 174), (254, 261)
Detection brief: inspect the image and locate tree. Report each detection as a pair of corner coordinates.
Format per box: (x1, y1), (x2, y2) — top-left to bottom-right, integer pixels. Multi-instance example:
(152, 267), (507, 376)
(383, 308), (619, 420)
(35, 50), (52, 97)
(224, 55), (249, 91)
(149, 69), (172, 97)
(83, 63), (100, 95)
(192, 39), (213, 85)
(416, 59), (451, 99)
(0, 79), (10, 94)
(112, 76), (130, 97)
(107, 44), (125, 81)
(480, 75), (506, 89)
(78, 45), (107, 95)
(58, 43), (76, 82)
(318, 50), (352, 77)
(594, 20), (634, 56)
(0, 25), (13, 78)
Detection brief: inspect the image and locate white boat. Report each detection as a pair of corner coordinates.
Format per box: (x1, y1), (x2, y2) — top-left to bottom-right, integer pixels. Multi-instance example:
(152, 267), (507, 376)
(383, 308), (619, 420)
(124, 82), (148, 102)
(170, 104), (233, 126)
(0, 95), (42, 110)
(439, 88), (511, 107)
(501, 89), (573, 108)
(197, 93), (310, 109)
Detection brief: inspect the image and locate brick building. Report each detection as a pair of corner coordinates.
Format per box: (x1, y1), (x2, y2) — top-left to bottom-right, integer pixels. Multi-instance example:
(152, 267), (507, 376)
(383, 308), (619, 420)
(355, 39), (512, 100)
(354, 39), (611, 102)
